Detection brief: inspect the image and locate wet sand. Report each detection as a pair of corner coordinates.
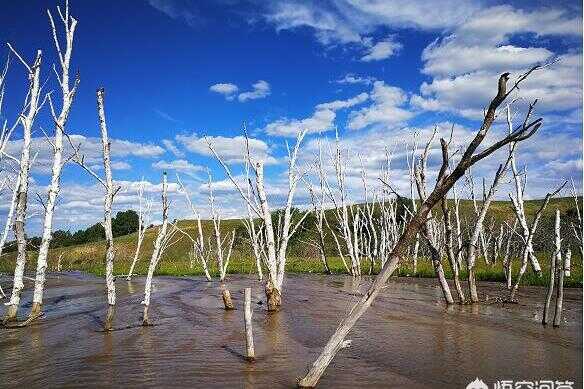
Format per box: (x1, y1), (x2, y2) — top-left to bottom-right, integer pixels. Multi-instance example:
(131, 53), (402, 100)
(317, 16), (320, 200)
(0, 273), (582, 388)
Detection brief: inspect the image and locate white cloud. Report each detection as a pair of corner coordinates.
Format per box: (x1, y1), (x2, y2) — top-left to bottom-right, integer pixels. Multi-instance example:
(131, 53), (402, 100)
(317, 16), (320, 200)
(175, 132), (277, 164)
(152, 159), (204, 174)
(1, 134), (164, 175)
(361, 36), (402, 62)
(264, 92), (369, 137)
(263, 1), (480, 47)
(347, 81), (413, 130)
(238, 80), (271, 102)
(162, 139), (185, 157)
(210, 83), (239, 100)
(111, 161), (132, 170)
(334, 74), (376, 85)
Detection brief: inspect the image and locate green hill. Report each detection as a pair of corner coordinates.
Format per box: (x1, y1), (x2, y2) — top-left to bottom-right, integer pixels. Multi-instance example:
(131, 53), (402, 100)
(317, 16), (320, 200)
(0, 196), (581, 287)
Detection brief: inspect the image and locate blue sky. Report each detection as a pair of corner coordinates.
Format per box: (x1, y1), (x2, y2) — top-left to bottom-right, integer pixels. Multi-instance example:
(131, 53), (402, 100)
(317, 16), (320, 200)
(0, 0), (582, 234)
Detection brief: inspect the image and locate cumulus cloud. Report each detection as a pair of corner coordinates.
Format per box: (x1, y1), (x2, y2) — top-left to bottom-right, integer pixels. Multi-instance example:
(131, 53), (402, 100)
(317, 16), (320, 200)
(412, 5), (582, 119)
(347, 81), (413, 130)
(334, 74), (376, 85)
(238, 80), (271, 102)
(263, 0), (480, 46)
(175, 132), (277, 164)
(210, 80), (271, 102)
(152, 159), (204, 175)
(210, 82), (239, 100)
(264, 92), (369, 137)
(361, 36), (402, 62)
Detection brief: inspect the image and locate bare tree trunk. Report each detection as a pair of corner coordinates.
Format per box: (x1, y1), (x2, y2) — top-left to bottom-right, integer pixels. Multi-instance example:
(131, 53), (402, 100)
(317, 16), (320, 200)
(96, 88), (117, 331)
(222, 288), (235, 310)
(3, 49), (42, 324)
(244, 287), (255, 361)
(127, 181), (151, 280)
(298, 69), (543, 387)
(509, 184), (564, 301)
(543, 210), (560, 325)
(553, 237), (565, 328)
(30, 4), (79, 322)
(142, 173), (170, 325)
(442, 198), (465, 303)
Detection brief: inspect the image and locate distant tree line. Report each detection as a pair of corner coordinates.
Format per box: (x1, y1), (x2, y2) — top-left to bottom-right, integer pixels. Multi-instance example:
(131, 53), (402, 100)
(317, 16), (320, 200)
(2, 210), (140, 253)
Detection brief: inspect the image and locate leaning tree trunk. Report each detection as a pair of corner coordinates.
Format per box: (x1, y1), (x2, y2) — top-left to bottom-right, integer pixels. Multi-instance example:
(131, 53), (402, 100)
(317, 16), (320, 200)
(142, 173), (169, 326)
(298, 69), (543, 387)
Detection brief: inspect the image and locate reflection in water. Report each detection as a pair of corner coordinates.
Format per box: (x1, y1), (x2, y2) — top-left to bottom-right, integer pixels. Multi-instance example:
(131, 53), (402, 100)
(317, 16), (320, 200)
(0, 273), (581, 388)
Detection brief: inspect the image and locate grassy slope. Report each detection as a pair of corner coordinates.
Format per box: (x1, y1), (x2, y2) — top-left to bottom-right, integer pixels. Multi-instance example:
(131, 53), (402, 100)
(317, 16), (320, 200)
(0, 197), (581, 287)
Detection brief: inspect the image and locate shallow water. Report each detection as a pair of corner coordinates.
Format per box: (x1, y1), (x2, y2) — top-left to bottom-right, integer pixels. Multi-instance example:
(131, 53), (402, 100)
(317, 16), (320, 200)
(0, 273), (581, 388)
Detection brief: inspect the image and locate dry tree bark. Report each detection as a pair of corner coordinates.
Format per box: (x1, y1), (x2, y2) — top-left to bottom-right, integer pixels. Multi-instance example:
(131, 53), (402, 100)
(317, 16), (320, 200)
(298, 69), (543, 387)
(207, 169), (235, 281)
(70, 88), (120, 330)
(552, 212), (565, 328)
(222, 288), (235, 310)
(2, 46), (43, 324)
(413, 127), (454, 305)
(503, 219), (518, 289)
(28, 2), (79, 323)
(126, 181), (152, 280)
(569, 179), (583, 259)
(466, 132), (516, 303)
(142, 172), (179, 325)
(509, 183), (565, 301)
(441, 197), (465, 303)
(243, 287), (255, 361)
(176, 175), (212, 281)
(208, 129), (309, 311)
(543, 209), (560, 325)
(319, 135), (361, 276)
(508, 125), (543, 276)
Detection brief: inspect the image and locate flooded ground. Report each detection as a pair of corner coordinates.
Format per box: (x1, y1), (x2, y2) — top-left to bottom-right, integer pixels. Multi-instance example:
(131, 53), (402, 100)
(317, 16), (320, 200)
(0, 273), (582, 388)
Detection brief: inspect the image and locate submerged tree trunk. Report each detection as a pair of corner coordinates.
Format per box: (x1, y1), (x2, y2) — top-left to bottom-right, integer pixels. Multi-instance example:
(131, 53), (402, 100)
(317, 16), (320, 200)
(142, 173), (170, 326)
(298, 70), (543, 387)
(96, 88), (117, 330)
(3, 49), (42, 324)
(30, 5), (79, 322)
(543, 210), (560, 325)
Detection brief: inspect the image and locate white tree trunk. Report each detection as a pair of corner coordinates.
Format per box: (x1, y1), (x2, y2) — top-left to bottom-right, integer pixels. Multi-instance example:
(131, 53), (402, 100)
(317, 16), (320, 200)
(3, 49), (42, 324)
(30, 5), (78, 320)
(97, 88), (117, 330)
(142, 173), (169, 325)
(244, 287), (255, 361)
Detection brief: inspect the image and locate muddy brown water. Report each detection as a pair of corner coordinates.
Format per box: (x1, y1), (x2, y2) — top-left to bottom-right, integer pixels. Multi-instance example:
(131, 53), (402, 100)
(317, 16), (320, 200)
(0, 273), (582, 388)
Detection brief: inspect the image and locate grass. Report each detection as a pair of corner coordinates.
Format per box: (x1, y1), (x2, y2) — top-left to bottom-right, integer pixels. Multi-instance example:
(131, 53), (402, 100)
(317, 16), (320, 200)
(0, 197), (581, 289)
(1, 242), (581, 288)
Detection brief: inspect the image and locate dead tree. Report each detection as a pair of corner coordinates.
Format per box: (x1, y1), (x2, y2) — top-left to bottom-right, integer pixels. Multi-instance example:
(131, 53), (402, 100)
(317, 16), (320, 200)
(207, 169), (235, 281)
(126, 180), (153, 280)
(405, 133), (420, 272)
(543, 209), (560, 325)
(176, 175), (212, 280)
(320, 135), (361, 276)
(142, 172), (178, 325)
(413, 128), (454, 305)
(298, 69), (543, 387)
(509, 183), (565, 301)
(71, 88), (119, 330)
(502, 219), (518, 289)
(29, 2), (79, 323)
(508, 125), (543, 276)
(569, 179), (583, 258)
(208, 129), (309, 311)
(466, 133), (516, 303)
(2, 46), (43, 324)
